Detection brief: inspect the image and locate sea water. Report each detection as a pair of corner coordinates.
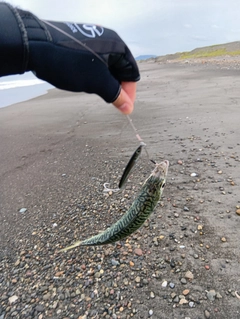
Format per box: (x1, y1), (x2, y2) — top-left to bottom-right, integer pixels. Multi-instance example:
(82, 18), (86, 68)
(0, 72), (53, 108)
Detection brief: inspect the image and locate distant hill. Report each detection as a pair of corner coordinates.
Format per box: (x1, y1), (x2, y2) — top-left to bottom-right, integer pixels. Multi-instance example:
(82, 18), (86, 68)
(135, 55), (157, 61)
(153, 41), (240, 62)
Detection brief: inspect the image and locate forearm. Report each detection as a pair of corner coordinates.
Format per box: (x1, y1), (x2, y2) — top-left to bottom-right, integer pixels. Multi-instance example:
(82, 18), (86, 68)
(0, 2), (28, 76)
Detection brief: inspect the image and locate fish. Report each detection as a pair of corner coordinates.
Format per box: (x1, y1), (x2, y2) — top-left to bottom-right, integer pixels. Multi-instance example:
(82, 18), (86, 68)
(103, 143), (144, 193)
(118, 143), (143, 189)
(59, 160), (169, 252)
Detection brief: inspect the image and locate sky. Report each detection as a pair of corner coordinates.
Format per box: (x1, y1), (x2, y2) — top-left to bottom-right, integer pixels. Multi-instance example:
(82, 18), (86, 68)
(4, 0), (240, 57)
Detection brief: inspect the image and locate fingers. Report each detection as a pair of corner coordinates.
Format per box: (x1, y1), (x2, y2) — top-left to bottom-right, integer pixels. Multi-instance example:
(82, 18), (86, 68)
(122, 81), (136, 103)
(112, 82), (137, 114)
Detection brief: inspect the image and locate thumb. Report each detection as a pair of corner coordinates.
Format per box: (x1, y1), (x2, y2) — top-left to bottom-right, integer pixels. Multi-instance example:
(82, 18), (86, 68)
(112, 82), (137, 114)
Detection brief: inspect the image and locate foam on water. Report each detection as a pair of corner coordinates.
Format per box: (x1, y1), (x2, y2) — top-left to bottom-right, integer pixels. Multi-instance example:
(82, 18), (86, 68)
(0, 72), (53, 108)
(0, 78), (44, 90)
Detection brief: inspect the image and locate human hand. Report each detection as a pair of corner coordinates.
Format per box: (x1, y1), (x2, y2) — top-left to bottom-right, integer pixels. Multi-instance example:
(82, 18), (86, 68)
(113, 82), (136, 114)
(15, 8), (140, 112)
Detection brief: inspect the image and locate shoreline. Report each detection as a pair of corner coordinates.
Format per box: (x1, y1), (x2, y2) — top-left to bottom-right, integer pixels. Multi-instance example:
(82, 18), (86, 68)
(0, 82), (53, 109)
(2, 55), (240, 109)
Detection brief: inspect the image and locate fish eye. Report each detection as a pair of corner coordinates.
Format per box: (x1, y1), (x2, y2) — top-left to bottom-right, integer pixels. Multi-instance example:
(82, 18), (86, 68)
(162, 182), (165, 188)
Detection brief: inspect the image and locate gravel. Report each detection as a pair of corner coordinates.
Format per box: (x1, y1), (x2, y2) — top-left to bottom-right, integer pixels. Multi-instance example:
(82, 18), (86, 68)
(1, 60), (240, 319)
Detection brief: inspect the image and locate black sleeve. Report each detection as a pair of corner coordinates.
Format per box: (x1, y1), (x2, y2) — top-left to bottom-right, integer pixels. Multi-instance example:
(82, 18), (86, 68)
(0, 2), (28, 76)
(0, 3), (140, 103)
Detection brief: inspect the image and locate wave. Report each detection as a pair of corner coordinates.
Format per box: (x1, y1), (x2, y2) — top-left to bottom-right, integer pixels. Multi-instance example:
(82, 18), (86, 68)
(0, 79), (45, 90)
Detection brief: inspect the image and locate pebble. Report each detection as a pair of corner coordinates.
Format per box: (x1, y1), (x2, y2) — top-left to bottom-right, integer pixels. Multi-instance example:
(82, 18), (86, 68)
(1, 295), (7, 301)
(19, 208), (27, 213)
(11, 311), (18, 317)
(35, 305), (45, 312)
(185, 270), (194, 280)
(171, 292), (176, 299)
(206, 290), (216, 301)
(43, 293), (51, 300)
(236, 209), (240, 216)
(216, 292), (222, 299)
(180, 278), (187, 284)
(204, 310), (211, 318)
(52, 301), (58, 309)
(183, 289), (190, 296)
(189, 301), (195, 308)
(134, 248), (143, 256)
(149, 309), (153, 316)
(173, 296), (179, 303)
(135, 276), (141, 283)
(150, 291), (155, 298)
(221, 237), (227, 242)
(8, 295), (18, 304)
(179, 298), (188, 305)
(123, 278), (129, 286)
(190, 173), (198, 177)
(169, 282), (175, 289)
(162, 280), (168, 287)
(14, 259), (20, 266)
(111, 259), (120, 266)
(94, 271), (101, 279)
(55, 271), (64, 277)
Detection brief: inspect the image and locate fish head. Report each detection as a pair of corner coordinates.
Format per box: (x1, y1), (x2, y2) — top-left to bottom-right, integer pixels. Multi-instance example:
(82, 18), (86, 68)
(153, 160), (169, 179)
(150, 160), (169, 194)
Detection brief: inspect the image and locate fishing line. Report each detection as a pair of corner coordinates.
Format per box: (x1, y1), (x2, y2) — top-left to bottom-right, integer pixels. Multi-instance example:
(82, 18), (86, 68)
(126, 115), (152, 162)
(44, 20), (149, 150)
(43, 21), (155, 192)
(44, 20), (108, 66)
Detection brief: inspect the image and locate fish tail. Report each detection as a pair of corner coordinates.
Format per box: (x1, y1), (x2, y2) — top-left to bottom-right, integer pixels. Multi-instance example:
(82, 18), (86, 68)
(59, 240), (82, 252)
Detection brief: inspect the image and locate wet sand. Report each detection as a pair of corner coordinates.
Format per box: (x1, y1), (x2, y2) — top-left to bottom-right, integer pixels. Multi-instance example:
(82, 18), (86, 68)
(0, 61), (240, 318)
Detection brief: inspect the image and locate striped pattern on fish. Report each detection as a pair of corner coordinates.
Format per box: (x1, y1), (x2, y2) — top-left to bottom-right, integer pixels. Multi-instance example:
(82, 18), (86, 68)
(59, 160), (169, 252)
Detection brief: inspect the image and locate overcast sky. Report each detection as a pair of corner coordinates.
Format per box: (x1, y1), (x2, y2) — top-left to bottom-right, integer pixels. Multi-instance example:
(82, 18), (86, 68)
(4, 0), (240, 57)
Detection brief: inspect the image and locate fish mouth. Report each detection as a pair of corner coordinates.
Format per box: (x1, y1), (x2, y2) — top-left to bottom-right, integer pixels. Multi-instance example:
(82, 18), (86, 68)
(164, 160), (169, 167)
(152, 160), (169, 178)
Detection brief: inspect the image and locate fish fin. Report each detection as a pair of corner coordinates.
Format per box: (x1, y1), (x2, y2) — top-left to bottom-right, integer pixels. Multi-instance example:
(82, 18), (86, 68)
(59, 240), (82, 252)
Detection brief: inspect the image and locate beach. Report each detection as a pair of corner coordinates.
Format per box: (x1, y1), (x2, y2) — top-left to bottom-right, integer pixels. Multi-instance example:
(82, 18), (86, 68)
(0, 60), (240, 318)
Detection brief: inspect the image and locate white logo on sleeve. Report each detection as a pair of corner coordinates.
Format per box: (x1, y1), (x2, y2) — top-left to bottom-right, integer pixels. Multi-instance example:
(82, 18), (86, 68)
(65, 22), (104, 37)
(65, 22), (78, 33)
(74, 24), (104, 38)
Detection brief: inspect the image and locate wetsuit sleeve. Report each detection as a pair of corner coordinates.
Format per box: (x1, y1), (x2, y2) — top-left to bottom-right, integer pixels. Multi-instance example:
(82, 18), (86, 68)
(0, 2), (28, 76)
(0, 2), (140, 103)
